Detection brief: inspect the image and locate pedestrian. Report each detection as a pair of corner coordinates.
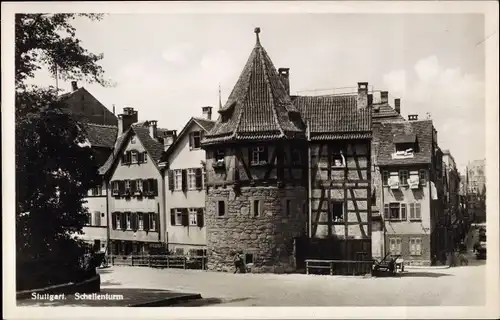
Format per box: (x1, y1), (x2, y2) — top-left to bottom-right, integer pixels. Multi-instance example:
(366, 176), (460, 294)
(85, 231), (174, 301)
(233, 251), (243, 274)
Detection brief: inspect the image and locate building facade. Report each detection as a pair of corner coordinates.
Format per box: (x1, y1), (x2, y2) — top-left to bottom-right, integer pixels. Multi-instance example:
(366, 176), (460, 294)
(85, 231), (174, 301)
(164, 109), (215, 255)
(100, 108), (175, 257)
(375, 116), (446, 266)
(442, 150), (462, 246)
(466, 159), (486, 223)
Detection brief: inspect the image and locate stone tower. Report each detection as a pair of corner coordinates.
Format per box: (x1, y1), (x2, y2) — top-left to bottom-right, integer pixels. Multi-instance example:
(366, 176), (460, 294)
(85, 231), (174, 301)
(201, 28), (308, 273)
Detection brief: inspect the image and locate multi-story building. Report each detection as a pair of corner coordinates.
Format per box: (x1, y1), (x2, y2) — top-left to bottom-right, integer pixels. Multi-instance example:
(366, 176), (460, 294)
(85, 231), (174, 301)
(99, 107), (176, 257)
(59, 81), (119, 252)
(466, 159), (486, 223)
(163, 108), (215, 256)
(201, 27), (373, 273)
(374, 115), (446, 265)
(442, 150), (462, 245)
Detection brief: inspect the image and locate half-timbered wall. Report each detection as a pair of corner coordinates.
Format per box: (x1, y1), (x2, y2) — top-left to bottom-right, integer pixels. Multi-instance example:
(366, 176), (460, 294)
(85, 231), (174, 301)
(309, 140), (372, 243)
(204, 141), (308, 273)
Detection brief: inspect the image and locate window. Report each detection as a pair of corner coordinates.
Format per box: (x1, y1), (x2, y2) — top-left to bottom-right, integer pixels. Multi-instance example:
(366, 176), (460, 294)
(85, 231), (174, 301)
(251, 147), (267, 165)
(124, 180), (131, 194)
(136, 179), (143, 193)
(399, 170), (409, 185)
(91, 184), (102, 196)
(143, 152), (148, 163)
(112, 181), (119, 194)
(189, 131), (202, 149)
(332, 153), (345, 167)
(217, 200), (226, 217)
(409, 203), (422, 220)
(291, 149), (301, 165)
(285, 200), (292, 216)
(174, 170), (183, 191)
(131, 151), (138, 164)
(138, 213), (144, 230)
(409, 238), (422, 255)
(174, 209), (183, 226)
(331, 201), (344, 222)
(126, 212), (131, 230)
(187, 169), (197, 190)
(252, 200), (261, 217)
(384, 202), (405, 220)
(115, 213), (121, 230)
(244, 253), (254, 264)
(85, 213), (92, 226)
(189, 208), (198, 226)
(382, 171), (389, 186)
(389, 238), (402, 255)
(131, 135), (136, 144)
(149, 213), (157, 231)
(419, 169), (427, 185)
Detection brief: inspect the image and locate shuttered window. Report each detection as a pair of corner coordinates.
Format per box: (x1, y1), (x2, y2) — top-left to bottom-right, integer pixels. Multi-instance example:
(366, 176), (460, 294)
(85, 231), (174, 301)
(389, 238), (402, 255)
(410, 238), (422, 255)
(189, 208), (198, 226)
(187, 169), (197, 190)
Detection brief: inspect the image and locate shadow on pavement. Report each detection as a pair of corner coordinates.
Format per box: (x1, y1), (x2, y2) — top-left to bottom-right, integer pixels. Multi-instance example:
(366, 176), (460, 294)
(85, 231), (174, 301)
(399, 272), (452, 278)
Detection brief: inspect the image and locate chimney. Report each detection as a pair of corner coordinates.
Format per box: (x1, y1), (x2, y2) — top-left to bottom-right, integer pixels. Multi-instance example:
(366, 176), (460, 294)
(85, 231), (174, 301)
(148, 120), (158, 139)
(71, 81), (78, 91)
(357, 82), (369, 109)
(408, 114), (418, 121)
(117, 107), (138, 136)
(278, 68), (290, 95)
(163, 130), (177, 151)
(394, 98), (401, 114)
(202, 106), (213, 120)
(380, 91), (389, 104)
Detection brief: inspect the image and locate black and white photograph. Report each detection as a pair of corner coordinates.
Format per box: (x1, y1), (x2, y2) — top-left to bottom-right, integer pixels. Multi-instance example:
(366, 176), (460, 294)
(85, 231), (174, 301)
(2, 1), (499, 319)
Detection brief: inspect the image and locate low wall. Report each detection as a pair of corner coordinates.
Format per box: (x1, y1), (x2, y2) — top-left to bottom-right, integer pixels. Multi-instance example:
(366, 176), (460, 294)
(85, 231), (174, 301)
(17, 274), (101, 300)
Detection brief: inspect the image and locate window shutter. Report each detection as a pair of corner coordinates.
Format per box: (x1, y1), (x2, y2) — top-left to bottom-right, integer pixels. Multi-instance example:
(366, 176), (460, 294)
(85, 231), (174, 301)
(168, 170), (175, 191)
(188, 133), (193, 148)
(409, 203), (415, 219)
(112, 212), (117, 230)
(130, 212), (136, 231)
(383, 204), (389, 219)
(142, 179), (149, 194)
(181, 208), (189, 226)
(151, 179), (158, 196)
(120, 212), (127, 230)
(94, 212), (101, 226)
(131, 180), (137, 194)
(143, 152), (148, 163)
(155, 212), (160, 231)
(118, 180), (125, 195)
(195, 168), (203, 190)
(181, 170), (187, 192)
(138, 152), (143, 163)
(197, 208), (204, 228)
(121, 153), (126, 165)
(401, 204), (407, 220)
(170, 209), (176, 226)
(416, 203), (421, 219)
(143, 212), (150, 231)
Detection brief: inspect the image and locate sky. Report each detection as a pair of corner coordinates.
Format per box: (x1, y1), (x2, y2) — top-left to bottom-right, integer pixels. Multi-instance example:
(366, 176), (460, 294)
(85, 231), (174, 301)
(27, 13), (486, 173)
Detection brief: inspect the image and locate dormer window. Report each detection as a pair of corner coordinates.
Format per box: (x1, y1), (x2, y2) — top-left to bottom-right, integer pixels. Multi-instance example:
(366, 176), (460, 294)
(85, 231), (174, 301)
(189, 131), (202, 149)
(131, 151), (138, 164)
(251, 146), (268, 166)
(392, 133), (417, 159)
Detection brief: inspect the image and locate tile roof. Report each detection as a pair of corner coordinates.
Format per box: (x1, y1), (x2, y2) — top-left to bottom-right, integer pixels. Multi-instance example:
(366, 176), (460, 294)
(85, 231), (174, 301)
(292, 95), (372, 138)
(372, 103), (405, 122)
(98, 123), (171, 175)
(203, 29), (305, 145)
(82, 123), (118, 148)
(376, 120), (434, 166)
(193, 117), (216, 132)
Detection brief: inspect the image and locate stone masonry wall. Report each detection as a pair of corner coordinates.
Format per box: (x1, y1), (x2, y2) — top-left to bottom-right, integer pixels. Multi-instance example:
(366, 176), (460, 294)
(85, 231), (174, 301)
(206, 186), (307, 273)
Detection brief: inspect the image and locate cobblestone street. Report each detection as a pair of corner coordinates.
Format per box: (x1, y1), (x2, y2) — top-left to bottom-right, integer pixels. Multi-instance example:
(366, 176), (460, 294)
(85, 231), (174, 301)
(98, 258), (485, 306)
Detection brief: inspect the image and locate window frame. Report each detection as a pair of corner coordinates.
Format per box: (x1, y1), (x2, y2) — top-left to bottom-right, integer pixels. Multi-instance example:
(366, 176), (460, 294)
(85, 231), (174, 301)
(131, 151), (138, 164)
(149, 213), (157, 231)
(409, 237), (422, 256)
(331, 153), (346, 168)
(251, 146), (267, 165)
(215, 149), (225, 162)
(126, 212), (131, 230)
(409, 203), (422, 220)
(419, 169), (427, 185)
(130, 135), (136, 144)
(399, 170), (409, 186)
(217, 200), (226, 217)
(189, 208), (198, 226)
(174, 169), (183, 191)
(389, 237), (402, 255)
(187, 168), (197, 190)
(115, 213), (121, 230)
(190, 131), (202, 149)
(138, 213), (144, 230)
(174, 209), (183, 226)
(136, 179), (143, 194)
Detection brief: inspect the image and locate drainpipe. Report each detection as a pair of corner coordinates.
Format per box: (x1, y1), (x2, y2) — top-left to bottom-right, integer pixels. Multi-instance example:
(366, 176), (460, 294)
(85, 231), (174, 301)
(105, 177), (111, 260)
(307, 121), (312, 238)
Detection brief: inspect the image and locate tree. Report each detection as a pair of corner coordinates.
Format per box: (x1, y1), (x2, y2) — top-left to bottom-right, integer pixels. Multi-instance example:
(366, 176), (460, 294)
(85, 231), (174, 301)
(15, 14), (106, 288)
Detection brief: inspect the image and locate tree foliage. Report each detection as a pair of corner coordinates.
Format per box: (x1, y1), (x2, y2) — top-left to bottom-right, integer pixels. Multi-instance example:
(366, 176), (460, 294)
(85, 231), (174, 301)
(15, 13), (108, 89)
(15, 14), (105, 270)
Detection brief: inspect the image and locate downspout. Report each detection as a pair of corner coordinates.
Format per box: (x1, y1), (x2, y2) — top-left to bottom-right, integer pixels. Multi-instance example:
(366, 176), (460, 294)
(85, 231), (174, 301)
(307, 121), (312, 238)
(105, 175), (111, 260)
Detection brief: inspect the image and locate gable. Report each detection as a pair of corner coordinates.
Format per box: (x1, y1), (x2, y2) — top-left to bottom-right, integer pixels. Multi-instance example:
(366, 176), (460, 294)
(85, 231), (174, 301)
(167, 120), (207, 169)
(61, 88), (118, 126)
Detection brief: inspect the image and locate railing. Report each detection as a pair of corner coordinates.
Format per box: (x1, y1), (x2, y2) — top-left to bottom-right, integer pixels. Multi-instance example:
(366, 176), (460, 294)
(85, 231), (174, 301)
(109, 255), (207, 270)
(305, 259), (373, 276)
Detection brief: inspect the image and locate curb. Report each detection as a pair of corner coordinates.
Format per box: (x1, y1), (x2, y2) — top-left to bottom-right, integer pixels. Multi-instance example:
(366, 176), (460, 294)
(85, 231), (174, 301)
(405, 266), (450, 270)
(130, 293), (202, 307)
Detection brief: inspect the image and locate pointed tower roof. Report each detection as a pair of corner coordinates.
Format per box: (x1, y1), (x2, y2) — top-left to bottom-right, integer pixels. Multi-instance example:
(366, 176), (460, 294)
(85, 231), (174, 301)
(202, 27), (305, 145)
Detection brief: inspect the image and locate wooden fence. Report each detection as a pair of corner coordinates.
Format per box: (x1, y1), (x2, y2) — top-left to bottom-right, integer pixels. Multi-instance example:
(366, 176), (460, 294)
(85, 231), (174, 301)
(305, 259), (373, 276)
(109, 255), (207, 270)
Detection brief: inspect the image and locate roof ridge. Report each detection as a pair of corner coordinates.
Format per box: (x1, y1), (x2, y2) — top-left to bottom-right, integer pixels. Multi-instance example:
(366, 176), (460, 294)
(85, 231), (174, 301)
(192, 116), (216, 123)
(85, 123), (118, 128)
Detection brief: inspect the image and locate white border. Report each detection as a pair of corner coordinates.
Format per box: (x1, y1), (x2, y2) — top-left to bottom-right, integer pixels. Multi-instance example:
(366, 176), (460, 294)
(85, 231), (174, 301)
(2, 1), (499, 319)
